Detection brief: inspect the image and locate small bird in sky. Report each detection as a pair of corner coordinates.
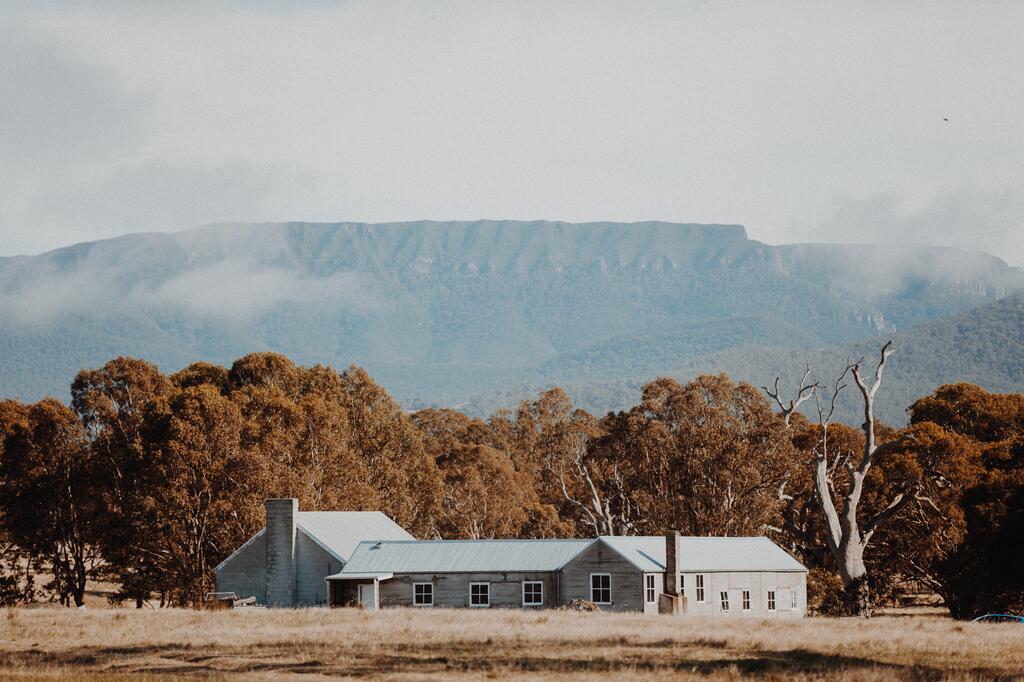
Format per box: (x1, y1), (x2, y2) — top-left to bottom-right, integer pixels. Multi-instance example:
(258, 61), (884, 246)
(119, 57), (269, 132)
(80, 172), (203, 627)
(943, 117), (949, 122)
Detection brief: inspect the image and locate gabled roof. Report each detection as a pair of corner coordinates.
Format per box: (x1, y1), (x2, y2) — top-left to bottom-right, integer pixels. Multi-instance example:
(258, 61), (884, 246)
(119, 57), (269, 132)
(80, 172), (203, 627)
(340, 539), (595, 574)
(598, 536), (666, 572)
(297, 511), (413, 563)
(215, 511), (412, 572)
(598, 536), (806, 573)
(675, 536), (806, 572)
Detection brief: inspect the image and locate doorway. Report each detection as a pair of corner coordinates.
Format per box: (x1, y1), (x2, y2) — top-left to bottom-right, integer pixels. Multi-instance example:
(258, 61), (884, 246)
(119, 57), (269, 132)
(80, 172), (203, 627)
(357, 583), (376, 611)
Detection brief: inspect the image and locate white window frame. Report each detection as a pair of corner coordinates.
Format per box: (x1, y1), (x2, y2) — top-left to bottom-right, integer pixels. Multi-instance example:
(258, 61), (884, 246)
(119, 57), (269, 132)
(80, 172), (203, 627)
(695, 574), (705, 603)
(590, 573), (611, 604)
(522, 580), (544, 607)
(679, 574), (685, 598)
(767, 590), (776, 612)
(470, 582), (490, 608)
(645, 574), (656, 603)
(412, 582), (433, 607)
(790, 590), (798, 610)
(742, 590), (751, 611)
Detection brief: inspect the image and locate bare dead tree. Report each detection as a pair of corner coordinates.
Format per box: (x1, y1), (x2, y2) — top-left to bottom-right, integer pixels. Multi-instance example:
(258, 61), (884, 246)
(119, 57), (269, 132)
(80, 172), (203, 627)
(556, 430), (638, 536)
(767, 341), (915, 616)
(762, 362), (819, 427)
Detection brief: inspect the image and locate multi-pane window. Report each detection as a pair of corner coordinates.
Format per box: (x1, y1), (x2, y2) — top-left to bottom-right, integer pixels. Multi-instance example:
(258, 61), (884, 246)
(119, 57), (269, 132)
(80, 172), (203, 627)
(523, 581), (543, 606)
(790, 590), (798, 610)
(742, 590), (751, 611)
(720, 591), (730, 612)
(590, 574), (611, 604)
(767, 590), (776, 611)
(645, 574), (656, 603)
(470, 582), (490, 607)
(413, 582), (433, 606)
(679, 574), (685, 598)
(695, 574), (705, 603)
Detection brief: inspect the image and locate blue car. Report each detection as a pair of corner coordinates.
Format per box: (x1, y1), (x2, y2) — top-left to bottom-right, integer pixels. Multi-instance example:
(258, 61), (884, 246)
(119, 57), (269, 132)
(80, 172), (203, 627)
(972, 613), (1024, 623)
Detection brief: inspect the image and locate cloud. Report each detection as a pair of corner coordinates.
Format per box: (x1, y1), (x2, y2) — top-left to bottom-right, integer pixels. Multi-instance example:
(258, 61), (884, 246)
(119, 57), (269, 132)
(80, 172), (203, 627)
(147, 260), (372, 319)
(0, 21), (143, 170)
(795, 191), (1024, 267)
(2, 3), (1024, 263)
(0, 252), (377, 324)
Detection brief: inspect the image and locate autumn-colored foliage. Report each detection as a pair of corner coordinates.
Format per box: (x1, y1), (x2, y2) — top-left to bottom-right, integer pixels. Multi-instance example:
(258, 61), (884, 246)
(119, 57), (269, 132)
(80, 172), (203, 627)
(0, 354), (1020, 617)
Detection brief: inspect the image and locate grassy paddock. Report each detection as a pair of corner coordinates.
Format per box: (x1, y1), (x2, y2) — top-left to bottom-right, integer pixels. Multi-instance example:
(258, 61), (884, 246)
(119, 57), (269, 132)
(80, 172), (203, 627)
(0, 607), (1021, 680)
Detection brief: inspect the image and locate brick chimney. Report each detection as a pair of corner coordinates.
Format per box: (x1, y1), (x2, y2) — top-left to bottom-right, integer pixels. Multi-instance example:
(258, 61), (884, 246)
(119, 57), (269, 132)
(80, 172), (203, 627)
(265, 498), (298, 607)
(665, 529), (680, 595)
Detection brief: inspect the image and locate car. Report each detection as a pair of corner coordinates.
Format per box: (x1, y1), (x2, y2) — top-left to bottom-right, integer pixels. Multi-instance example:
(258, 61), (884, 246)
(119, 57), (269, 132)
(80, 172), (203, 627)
(971, 613), (1024, 623)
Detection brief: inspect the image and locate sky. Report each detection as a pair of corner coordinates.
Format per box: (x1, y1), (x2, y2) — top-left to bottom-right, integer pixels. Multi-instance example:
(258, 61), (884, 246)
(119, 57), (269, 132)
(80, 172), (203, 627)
(2, 1), (1023, 265)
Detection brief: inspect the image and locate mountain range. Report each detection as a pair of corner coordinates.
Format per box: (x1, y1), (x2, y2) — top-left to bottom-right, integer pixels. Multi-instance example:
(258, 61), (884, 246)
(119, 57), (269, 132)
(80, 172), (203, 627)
(2, 220), (1022, 424)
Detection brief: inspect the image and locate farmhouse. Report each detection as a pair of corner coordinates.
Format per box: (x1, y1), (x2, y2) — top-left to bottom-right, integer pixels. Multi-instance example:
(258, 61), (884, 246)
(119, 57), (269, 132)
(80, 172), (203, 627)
(215, 499), (413, 606)
(218, 499), (807, 616)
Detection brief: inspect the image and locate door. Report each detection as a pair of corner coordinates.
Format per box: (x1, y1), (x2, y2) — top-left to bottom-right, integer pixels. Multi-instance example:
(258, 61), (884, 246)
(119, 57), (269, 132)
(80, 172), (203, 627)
(357, 583), (376, 611)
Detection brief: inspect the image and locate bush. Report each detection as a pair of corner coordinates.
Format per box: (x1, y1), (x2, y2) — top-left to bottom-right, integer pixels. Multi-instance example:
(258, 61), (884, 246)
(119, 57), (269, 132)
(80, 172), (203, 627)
(807, 568), (845, 616)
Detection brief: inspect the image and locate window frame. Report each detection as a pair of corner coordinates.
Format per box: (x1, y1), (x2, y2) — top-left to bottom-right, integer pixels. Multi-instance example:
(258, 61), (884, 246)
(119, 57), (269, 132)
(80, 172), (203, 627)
(695, 574), (705, 603)
(742, 590), (751, 612)
(720, 590), (730, 612)
(679, 573), (685, 598)
(767, 590), (776, 612)
(412, 582), (434, 607)
(469, 581), (490, 608)
(645, 574), (657, 604)
(522, 580), (544, 607)
(790, 590), (798, 610)
(590, 573), (612, 605)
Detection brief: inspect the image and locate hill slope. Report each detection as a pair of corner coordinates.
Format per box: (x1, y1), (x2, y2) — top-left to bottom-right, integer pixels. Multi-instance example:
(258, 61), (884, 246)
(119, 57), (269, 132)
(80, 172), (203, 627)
(1, 220), (1021, 423)
(467, 293), (1024, 424)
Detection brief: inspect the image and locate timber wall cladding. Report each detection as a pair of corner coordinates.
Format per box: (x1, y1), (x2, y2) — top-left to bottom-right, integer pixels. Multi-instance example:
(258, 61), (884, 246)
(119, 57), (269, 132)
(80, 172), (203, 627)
(215, 532), (266, 603)
(681, 571), (806, 617)
(559, 540), (644, 612)
(379, 572), (560, 608)
(295, 531), (343, 606)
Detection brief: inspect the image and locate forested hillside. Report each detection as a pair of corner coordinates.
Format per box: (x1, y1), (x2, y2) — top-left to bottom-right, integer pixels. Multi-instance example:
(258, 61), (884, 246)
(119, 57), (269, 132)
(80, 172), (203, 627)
(469, 293), (1024, 424)
(1, 220), (1021, 425)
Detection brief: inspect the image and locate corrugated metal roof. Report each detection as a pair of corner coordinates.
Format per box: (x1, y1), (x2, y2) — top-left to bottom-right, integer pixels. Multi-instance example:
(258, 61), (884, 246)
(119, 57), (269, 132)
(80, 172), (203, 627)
(675, 536), (806, 572)
(297, 511), (414, 562)
(341, 539), (595, 574)
(598, 536), (667, 572)
(598, 536), (806, 573)
(326, 572), (394, 580)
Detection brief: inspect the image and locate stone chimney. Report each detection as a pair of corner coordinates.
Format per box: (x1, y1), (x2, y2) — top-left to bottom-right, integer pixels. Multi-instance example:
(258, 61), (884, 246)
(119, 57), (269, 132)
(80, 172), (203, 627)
(665, 529), (680, 595)
(265, 498), (298, 607)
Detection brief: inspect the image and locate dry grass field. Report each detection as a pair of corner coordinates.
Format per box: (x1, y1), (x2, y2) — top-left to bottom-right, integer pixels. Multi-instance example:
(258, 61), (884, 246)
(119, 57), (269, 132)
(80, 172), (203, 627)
(0, 607), (1021, 681)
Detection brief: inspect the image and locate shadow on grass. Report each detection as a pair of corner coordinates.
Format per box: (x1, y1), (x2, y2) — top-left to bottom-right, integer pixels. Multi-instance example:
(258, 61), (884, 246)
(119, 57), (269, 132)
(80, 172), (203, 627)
(4, 642), (1018, 680)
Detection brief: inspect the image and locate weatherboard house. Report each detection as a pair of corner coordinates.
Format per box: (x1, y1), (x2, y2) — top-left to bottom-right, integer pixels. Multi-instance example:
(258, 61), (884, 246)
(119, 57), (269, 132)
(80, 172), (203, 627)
(216, 499), (807, 616)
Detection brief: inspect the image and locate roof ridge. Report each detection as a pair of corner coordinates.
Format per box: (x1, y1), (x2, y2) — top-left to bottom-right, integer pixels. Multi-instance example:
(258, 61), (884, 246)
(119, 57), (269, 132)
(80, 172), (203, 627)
(356, 538), (593, 544)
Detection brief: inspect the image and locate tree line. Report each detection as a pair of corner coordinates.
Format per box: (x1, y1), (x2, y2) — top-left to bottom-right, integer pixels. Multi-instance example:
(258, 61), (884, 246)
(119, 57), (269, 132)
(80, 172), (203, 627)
(0, 351), (1020, 617)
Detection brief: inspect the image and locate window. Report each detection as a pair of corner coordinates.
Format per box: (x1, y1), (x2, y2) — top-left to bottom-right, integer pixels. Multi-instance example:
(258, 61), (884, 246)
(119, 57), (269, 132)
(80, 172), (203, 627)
(767, 590), (776, 611)
(742, 590), (751, 611)
(413, 582), (433, 607)
(679, 574), (685, 597)
(695, 574), (705, 603)
(523, 581), (543, 606)
(720, 591), (730, 612)
(790, 590), (798, 610)
(470, 582), (490, 607)
(590, 574), (611, 604)
(645, 574), (656, 603)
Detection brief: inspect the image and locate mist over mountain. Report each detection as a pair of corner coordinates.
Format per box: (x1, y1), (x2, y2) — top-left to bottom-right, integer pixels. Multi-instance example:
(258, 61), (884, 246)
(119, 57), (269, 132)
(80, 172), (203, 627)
(2, 220), (1022, 424)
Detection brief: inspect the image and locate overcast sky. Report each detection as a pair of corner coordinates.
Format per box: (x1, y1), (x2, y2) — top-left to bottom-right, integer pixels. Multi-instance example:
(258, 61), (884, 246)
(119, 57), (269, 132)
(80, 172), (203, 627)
(2, 1), (1023, 264)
